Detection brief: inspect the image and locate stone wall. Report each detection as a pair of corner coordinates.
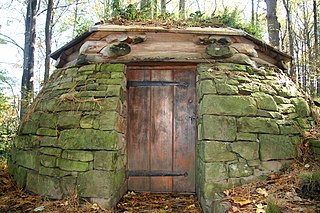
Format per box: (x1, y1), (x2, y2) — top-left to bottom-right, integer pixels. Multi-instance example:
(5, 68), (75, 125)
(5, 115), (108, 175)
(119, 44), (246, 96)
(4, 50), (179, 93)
(196, 63), (314, 212)
(9, 64), (127, 208)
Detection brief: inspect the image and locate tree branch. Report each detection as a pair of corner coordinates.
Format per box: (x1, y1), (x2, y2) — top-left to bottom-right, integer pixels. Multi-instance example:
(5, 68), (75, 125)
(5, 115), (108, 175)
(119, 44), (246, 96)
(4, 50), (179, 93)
(0, 33), (24, 52)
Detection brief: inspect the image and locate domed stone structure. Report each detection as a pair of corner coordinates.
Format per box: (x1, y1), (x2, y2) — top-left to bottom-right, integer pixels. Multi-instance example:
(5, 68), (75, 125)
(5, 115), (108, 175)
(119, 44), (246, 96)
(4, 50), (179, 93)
(9, 25), (314, 212)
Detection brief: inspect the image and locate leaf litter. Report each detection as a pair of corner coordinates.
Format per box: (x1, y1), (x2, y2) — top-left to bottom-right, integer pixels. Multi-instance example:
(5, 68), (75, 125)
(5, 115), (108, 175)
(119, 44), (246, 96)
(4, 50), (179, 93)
(0, 161), (201, 212)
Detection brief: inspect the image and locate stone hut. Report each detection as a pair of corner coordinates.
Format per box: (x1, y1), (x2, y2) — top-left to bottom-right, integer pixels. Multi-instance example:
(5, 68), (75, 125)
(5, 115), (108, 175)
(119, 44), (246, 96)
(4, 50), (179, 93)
(9, 25), (314, 212)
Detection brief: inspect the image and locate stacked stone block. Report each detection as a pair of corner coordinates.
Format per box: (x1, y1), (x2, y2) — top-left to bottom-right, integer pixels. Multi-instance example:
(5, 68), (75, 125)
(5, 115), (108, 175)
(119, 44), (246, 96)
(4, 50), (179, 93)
(197, 63), (313, 211)
(9, 64), (127, 208)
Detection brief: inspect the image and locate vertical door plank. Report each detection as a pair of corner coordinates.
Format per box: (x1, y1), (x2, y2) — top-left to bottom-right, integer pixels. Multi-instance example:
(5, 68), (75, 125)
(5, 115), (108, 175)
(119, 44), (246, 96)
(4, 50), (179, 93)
(127, 69), (151, 191)
(150, 69), (173, 192)
(173, 68), (196, 192)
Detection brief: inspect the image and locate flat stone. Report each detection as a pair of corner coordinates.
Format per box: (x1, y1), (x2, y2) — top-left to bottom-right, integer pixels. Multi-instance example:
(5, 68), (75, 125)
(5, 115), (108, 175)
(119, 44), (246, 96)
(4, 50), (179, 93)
(11, 165), (28, 188)
(206, 44), (236, 58)
(273, 96), (291, 104)
(199, 80), (216, 99)
(77, 170), (125, 198)
(259, 84), (277, 95)
(224, 53), (256, 67)
(39, 147), (62, 157)
(36, 128), (57, 137)
(201, 141), (237, 162)
(14, 136), (39, 149)
(228, 162), (253, 178)
(39, 113), (57, 128)
(57, 111), (82, 129)
(231, 142), (259, 160)
(238, 83), (260, 94)
(15, 150), (39, 170)
(252, 92), (278, 111)
(106, 85), (121, 97)
(39, 155), (56, 167)
(230, 43), (258, 57)
(61, 150), (94, 161)
(202, 115), (237, 141)
(99, 112), (117, 130)
(94, 151), (124, 171)
(100, 64), (125, 73)
(61, 176), (77, 196)
(58, 129), (120, 150)
(259, 134), (299, 160)
(214, 63), (248, 72)
(20, 120), (39, 134)
(296, 118), (312, 129)
(204, 162), (227, 182)
(80, 115), (94, 128)
(278, 104), (296, 114)
(216, 84), (238, 95)
(39, 136), (58, 147)
(200, 95), (257, 116)
(26, 173), (63, 199)
(291, 97), (310, 117)
(78, 64), (96, 72)
(237, 117), (279, 134)
(236, 133), (257, 141)
(39, 166), (72, 177)
(57, 158), (89, 171)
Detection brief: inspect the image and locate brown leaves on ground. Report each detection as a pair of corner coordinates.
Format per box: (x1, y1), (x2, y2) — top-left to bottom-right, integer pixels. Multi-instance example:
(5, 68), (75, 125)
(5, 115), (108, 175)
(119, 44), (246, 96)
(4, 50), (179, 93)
(116, 191), (202, 212)
(223, 161), (320, 213)
(0, 161), (201, 212)
(0, 161), (111, 213)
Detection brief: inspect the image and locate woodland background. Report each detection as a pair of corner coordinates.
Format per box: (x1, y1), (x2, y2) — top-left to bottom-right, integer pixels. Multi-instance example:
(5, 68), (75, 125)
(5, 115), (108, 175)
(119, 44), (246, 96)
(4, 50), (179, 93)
(0, 0), (319, 158)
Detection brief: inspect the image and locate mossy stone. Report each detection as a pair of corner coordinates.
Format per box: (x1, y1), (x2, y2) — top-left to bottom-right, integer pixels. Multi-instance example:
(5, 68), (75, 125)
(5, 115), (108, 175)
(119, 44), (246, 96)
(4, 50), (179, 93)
(259, 134), (299, 160)
(57, 158), (89, 171)
(61, 150), (94, 161)
(237, 117), (279, 134)
(202, 115), (237, 141)
(26, 173), (63, 199)
(58, 129), (120, 150)
(200, 95), (257, 116)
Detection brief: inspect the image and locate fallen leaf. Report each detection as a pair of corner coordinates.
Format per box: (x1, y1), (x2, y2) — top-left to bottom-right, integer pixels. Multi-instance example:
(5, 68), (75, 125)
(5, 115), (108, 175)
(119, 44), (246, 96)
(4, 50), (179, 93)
(231, 206), (240, 212)
(255, 203), (266, 213)
(224, 189), (231, 196)
(232, 198), (251, 206)
(256, 188), (268, 197)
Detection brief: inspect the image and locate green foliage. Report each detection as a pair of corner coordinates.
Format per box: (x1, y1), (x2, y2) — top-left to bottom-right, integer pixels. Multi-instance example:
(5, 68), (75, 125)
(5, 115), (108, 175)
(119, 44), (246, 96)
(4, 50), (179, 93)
(266, 201), (281, 213)
(213, 7), (264, 39)
(0, 38), (6, 44)
(115, 3), (153, 21)
(73, 9), (95, 36)
(0, 70), (18, 160)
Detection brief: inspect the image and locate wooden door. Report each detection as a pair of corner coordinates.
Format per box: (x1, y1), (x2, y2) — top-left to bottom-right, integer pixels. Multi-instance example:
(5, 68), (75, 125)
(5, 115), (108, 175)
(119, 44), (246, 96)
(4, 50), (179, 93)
(127, 64), (197, 193)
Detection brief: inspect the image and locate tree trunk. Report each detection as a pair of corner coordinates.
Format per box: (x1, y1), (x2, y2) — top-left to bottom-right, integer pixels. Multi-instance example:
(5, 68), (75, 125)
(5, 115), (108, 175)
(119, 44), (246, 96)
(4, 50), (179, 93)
(161, 0), (166, 15)
(179, 0), (185, 19)
(44, 0), (53, 83)
(282, 0), (295, 77)
(314, 0), (320, 96)
(265, 0), (280, 48)
(21, 0), (37, 118)
(251, 0), (255, 26)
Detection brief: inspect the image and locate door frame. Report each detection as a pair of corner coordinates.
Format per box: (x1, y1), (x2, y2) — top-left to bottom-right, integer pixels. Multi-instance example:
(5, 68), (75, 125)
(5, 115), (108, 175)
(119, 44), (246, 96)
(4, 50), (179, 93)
(125, 62), (198, 193)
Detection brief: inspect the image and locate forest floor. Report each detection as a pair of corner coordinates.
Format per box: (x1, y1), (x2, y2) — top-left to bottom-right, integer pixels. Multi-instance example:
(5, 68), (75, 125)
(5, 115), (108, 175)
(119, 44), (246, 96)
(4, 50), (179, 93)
(0, 159), (319, 213)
